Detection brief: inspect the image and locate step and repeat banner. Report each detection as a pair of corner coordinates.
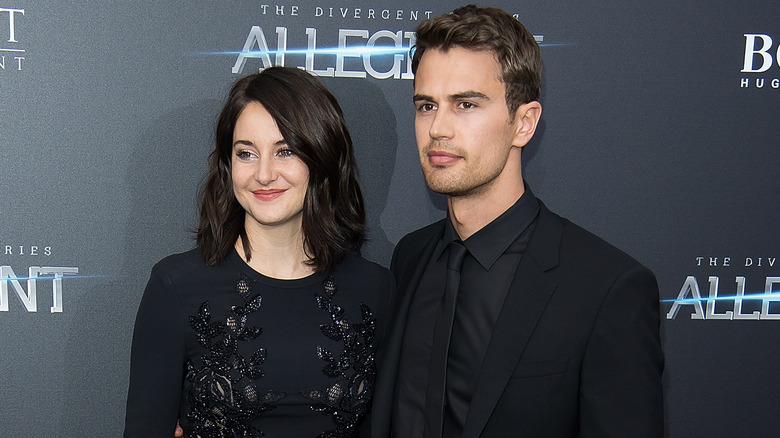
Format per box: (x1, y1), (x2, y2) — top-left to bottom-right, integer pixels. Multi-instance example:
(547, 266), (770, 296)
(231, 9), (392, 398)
(1, 0), (778, 436)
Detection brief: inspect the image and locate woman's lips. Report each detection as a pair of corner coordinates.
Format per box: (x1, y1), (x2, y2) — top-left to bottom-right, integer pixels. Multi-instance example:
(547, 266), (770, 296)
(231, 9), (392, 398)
(252, 189), (286, 201)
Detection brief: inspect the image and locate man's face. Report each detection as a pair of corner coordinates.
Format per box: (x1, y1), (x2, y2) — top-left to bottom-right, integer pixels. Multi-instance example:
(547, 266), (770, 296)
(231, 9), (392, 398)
(413, 47), (522, 197)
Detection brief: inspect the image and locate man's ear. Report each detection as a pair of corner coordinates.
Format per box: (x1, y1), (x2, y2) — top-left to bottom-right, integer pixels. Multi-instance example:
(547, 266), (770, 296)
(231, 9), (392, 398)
(512, 101), (542, 148)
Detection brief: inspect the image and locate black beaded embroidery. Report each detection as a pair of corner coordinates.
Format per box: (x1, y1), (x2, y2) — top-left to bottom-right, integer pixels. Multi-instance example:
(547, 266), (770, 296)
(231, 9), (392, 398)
(302, 276), (377, 438)
(184, 274), (284, 437)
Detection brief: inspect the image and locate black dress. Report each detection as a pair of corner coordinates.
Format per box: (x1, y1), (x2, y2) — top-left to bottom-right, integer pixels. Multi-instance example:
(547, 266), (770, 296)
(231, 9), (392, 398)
(124, 248), (393, 437)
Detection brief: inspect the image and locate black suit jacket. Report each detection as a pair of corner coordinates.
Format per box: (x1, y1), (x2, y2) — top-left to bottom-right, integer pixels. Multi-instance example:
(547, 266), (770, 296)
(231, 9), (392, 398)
(371, 201), (663, 437)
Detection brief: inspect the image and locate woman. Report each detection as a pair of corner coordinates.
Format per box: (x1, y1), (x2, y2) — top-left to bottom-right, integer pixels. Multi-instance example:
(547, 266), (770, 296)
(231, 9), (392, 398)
(124, 67), (393, 437)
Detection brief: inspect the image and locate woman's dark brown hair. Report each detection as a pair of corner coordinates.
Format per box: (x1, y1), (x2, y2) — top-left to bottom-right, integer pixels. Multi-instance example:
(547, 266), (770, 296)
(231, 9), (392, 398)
(197, 66), (365, 272)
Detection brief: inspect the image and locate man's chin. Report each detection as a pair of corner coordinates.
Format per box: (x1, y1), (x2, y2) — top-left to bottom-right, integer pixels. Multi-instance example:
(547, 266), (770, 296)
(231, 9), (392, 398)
(422, 177), (450, 195)
(424, 180), (464, 197)
(422, 168), (476, 196)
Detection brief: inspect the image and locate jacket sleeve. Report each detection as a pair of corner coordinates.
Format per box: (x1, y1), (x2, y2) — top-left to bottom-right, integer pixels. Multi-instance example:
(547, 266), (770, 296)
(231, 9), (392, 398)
(579, 264), (664, 437)
(123, 265), (186, 437)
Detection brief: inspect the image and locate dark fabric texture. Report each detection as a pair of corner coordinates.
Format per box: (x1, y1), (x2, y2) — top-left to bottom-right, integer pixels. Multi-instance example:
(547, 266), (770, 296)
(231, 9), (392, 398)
(372, 198), (664, 438)
(393, 190), (540, 437)
(124, 248), (393, 437)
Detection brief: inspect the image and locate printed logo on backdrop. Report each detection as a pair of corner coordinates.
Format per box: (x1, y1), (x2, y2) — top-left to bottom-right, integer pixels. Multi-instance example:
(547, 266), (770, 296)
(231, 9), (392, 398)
(665, 255), (780, 320)
(221, 3), (545, 79)
(0, 6), (24, 72)
(1, 244), (81, 314)
(740, 33), (780, 90)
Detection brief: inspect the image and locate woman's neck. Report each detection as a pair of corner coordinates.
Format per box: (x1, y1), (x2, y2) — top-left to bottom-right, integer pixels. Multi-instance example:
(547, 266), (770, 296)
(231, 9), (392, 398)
(236, 220), (314, 279)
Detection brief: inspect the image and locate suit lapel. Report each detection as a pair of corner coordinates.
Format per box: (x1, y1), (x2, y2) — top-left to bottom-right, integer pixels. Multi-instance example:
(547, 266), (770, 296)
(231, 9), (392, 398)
(462, 204), (563, 438)
(372, 221), (444, 436)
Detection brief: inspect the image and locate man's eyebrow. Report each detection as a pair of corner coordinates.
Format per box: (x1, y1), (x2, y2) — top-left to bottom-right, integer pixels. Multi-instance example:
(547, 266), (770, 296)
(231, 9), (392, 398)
(449, 91), (490, 101)
(412, 91), (491, 103)
(413, 93), (433, 102)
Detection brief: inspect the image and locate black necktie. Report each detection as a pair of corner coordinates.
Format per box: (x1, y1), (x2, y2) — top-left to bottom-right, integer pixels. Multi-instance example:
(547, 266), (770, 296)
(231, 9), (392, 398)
(424, 240), (468, 438)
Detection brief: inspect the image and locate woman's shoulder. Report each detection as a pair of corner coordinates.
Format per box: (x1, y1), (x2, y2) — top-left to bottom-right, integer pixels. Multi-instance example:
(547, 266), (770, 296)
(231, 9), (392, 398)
(150, 248), (210, 279)
(154, 247), (203, 267)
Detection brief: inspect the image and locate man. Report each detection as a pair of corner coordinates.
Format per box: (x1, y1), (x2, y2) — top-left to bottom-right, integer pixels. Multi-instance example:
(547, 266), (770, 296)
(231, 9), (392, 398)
(371, 5), (663, 437)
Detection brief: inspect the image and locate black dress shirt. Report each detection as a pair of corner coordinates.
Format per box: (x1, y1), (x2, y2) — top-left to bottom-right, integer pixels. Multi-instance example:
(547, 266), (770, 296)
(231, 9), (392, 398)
(393, 186), (540, 437)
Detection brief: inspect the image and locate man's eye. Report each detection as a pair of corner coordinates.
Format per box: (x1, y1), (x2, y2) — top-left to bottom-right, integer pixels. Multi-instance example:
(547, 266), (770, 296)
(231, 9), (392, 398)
(418, 103), (436, 112)
(458, 102), (476, 109)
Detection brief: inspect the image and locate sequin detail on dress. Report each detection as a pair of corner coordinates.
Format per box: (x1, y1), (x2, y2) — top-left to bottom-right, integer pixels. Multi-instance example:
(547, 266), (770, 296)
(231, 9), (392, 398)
(184, 274), (284, 437)
(302, 276), (377, 438)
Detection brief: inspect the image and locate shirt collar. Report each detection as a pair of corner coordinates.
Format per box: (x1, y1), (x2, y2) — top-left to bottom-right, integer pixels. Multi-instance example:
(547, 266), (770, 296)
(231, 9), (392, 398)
(434, 182), (540, 270)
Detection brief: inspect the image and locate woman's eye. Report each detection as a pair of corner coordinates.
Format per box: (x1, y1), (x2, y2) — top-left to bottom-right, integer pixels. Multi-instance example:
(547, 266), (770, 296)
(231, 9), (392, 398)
(277, 148), (295, 158)
(235, 150), (255, 160)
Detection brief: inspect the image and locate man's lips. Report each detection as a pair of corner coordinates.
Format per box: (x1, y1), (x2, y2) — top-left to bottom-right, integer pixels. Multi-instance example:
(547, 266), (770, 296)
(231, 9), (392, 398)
(252, 189), (286, 201)
(427, 149), (462, 166)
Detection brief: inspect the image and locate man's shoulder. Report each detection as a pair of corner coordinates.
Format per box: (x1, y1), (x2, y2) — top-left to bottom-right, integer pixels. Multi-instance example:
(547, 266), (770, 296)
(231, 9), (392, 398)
(394, 219), (446, 254)
(390, 219), (446, 273)
(541, 205), (647, 273)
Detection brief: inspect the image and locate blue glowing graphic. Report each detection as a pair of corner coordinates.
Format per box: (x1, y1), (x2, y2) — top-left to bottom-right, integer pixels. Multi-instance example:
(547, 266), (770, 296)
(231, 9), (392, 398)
(662, 292), (780, 304)
(1, 274), (104, 281)
(538, 42), (573, 47)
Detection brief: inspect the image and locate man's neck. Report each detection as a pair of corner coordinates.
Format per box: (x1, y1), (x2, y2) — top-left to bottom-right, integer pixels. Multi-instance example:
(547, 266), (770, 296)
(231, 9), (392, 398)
(447, 181), (525, 240)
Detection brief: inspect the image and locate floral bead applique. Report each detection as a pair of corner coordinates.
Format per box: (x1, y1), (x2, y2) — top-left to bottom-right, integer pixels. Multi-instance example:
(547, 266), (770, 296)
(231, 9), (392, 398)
(183, 273), (376, 437)
(302, 276), (377, 438)
(184, 274), (284, 437)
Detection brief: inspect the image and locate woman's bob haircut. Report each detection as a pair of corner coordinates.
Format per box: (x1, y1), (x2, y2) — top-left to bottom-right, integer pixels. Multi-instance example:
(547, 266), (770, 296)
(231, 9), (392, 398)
(197, 66), (365, 271)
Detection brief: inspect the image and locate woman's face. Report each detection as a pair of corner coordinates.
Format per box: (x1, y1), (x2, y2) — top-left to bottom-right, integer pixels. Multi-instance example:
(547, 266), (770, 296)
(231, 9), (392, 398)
(231, 101), (309, 233)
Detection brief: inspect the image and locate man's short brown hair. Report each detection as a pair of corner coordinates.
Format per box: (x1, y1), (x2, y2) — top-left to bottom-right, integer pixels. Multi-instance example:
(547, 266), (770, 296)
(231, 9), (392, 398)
(411, 4), (543, 115)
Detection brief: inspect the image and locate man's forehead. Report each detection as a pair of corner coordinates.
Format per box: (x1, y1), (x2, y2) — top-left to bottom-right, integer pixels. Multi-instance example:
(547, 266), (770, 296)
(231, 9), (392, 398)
(414, 48), (505, 98)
